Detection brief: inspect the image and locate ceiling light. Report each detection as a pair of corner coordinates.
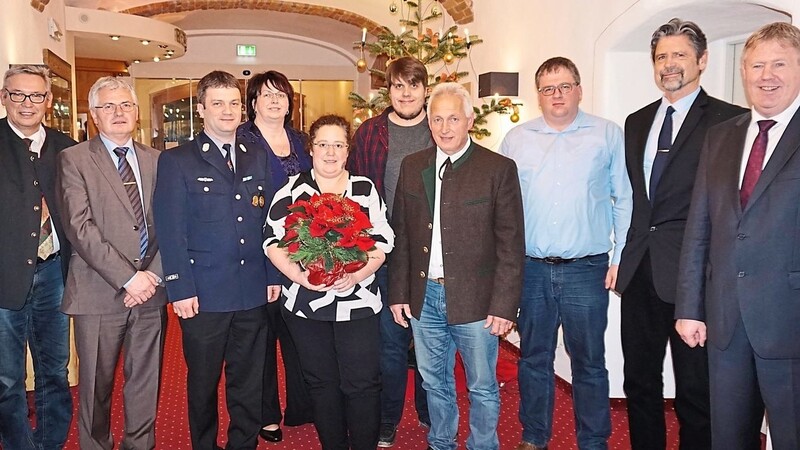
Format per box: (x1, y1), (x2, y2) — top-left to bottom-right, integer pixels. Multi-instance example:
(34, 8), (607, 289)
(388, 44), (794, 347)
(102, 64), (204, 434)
(141, 40), (150, 45)
(165, 54), (172, 59)
(110, 35), (120, 41)
(153, 56), (160, 62)
(133, 59), (141, 64)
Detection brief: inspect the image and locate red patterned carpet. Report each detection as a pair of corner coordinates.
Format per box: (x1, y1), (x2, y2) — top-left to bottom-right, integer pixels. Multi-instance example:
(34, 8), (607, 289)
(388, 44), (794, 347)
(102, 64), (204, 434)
(48, 310), (749, 449)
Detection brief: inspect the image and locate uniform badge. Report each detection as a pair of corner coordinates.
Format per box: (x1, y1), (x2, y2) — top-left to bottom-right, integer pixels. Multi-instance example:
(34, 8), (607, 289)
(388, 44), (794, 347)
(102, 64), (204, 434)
(201, 143), (210, 152)
(165, 274), (179, 281)
(252, 194), (260, 207)
(258, 194), (265, 208)
(239, 143), (247, 153)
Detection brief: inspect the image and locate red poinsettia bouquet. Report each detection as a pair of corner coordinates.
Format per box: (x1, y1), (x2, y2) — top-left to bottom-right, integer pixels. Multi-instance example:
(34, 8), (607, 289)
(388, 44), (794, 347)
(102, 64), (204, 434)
(279, 193), (376, 286)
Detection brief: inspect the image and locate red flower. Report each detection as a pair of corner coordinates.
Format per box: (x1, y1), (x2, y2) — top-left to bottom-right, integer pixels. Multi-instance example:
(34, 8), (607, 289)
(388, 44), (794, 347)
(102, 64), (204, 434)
(309, 217), (332, 237)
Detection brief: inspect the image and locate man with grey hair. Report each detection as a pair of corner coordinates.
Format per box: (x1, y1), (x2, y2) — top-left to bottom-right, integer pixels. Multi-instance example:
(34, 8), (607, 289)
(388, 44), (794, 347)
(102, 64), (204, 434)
(617, 18), (746, 450)
(677, 21), (800, 449)
(390, 82), (524, 450)
(57, 76), (166, 450)
(0, 64), (75, 450)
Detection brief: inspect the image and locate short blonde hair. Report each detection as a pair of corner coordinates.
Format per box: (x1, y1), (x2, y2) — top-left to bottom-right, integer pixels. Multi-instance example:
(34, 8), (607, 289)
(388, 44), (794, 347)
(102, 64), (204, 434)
(743, 22), (800, 62)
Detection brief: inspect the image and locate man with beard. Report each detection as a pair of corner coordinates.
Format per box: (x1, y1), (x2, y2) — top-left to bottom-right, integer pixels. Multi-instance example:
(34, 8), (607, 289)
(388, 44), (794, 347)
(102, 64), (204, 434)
(347, 56), (431, 447)
(616, 18), (746, 450)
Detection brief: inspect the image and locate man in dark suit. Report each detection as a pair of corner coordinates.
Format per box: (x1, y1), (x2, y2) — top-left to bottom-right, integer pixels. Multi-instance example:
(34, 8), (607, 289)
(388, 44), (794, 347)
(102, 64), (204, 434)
(616, 18), (747, 450)
(57, 76), (166, 450)
(0, 65), (75, 450)
(676, 21), (800, 449)
(390, 82), (525, 450)
(154, 70), (280, 450)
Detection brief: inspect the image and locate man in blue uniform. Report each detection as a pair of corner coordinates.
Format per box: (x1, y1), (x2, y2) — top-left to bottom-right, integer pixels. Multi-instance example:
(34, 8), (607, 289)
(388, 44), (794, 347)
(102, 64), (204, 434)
(154, 70), (280, 450)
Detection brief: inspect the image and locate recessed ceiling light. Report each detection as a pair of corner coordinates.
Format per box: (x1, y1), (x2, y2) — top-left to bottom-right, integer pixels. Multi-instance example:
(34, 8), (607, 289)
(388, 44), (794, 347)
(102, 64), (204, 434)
(110, 35), (120, 40)
(133, 59), (141, 64)
(153, 56), (160, 62)
(165, 54), (172, 59)
(141, 40), (150, 45)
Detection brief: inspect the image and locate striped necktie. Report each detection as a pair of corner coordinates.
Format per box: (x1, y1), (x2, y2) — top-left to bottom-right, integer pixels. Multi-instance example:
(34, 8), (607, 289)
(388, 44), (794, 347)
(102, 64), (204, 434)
(113, 147), (148, 258)
(26, 138), (54, 260)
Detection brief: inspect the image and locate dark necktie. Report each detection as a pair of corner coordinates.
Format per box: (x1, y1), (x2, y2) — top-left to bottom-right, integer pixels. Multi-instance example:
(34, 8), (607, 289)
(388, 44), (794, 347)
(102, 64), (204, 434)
(222, 143), (234, 173)
(649, 105), (675, 204)
(26, 138), (54, 259)
(740, 119), (777, 209)
(438, 157), (452, 181)
(113, 147), (148, 258)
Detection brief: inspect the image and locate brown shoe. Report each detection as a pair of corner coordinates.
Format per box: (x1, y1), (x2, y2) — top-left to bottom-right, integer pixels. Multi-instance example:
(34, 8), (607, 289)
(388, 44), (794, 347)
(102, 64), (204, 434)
(515, 441), (547, 450)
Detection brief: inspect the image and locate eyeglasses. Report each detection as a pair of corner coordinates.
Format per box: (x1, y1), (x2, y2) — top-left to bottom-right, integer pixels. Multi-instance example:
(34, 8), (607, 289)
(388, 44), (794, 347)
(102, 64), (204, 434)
(313, 142), (349, 151)
(262, 91), (288, 100)
(537, 82), (579, 96)
(4, 89), (48, 104)
(93, 102), (137, 114)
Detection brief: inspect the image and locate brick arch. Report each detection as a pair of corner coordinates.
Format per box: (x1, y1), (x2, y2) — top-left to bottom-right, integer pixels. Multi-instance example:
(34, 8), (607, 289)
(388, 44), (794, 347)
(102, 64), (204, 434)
(120, 0), (475, 31)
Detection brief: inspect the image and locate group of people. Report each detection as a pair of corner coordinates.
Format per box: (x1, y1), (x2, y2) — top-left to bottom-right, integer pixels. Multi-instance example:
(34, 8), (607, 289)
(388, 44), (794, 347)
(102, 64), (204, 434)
(1, 15), (799, 450)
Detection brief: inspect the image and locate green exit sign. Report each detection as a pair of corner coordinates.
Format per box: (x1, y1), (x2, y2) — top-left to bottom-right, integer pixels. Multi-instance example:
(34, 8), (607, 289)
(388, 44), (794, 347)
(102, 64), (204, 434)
(237, 44), (256, 57)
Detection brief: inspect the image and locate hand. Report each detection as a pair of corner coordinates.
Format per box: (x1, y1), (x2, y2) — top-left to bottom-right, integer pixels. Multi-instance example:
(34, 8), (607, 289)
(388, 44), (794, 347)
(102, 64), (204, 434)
(676, 319), (707, 348)
(144, 270), (163, 287)
(173, 296), (200, 319)
(297, 270), (331, 292)
(390, 304), (412, 328)
(605, 264), (619, 294)
(330, 273), (358, 293)
(123, 271), (159, 307)
(484, 315), (514, 336)
(267, 285), (281, 303)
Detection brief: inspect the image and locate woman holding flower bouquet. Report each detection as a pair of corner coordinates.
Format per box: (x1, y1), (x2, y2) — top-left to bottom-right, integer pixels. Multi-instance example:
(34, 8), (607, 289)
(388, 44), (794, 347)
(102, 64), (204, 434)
(263, 114), (394, 450)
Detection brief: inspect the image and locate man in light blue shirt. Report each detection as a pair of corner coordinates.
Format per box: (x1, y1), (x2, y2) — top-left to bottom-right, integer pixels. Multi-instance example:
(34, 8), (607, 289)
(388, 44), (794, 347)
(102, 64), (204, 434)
(501, 57), (632, 450)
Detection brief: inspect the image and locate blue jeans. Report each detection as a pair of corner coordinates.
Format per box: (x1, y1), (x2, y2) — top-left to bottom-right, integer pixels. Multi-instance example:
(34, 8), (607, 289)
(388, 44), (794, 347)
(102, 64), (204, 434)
(411, 280), (499, 450)
(376, 266), (429, 426)
(518, 254), (611, 450)
(0, 255), (72, 450)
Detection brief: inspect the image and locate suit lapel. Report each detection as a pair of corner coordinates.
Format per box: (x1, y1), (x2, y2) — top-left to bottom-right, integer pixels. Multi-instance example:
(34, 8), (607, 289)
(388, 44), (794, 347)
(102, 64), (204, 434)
(719, 114), (751, 218)
(632, 102), (659, 191)
(745, 107), (800, 212)
(134, 143), (155, 211)
(196, 132), (235, 181)
(670, 90), (708, 154)
(421, 151), (436, 217)
(89, 137), (135, 218)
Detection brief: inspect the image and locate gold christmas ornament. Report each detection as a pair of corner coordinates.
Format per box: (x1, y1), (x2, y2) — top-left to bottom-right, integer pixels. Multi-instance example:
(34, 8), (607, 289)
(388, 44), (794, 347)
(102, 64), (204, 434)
(356, 58), (367, 72)
(510, 113), (520, 123)
(389, 2), (398, 13)
(443, 51), (454, 64)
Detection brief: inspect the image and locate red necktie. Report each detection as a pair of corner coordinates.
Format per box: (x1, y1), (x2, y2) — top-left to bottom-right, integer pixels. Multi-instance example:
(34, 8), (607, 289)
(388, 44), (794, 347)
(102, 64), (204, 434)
(740, 119), (777, 209)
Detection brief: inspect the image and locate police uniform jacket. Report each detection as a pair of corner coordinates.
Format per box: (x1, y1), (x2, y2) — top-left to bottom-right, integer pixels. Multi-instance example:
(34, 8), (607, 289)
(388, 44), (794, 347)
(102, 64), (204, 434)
(154, 131), (278, 312)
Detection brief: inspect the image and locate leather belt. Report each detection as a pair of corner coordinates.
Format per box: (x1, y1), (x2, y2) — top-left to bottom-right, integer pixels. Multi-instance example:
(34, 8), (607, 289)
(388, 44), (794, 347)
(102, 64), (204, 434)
(37, 251), (60, 264)
(526, 253), (603, 265)
(428, 277), (445, 285)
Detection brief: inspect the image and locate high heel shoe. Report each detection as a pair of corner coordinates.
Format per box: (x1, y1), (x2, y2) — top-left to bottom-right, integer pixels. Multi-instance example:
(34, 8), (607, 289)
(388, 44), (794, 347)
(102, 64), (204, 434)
(259, 426), (283, 443)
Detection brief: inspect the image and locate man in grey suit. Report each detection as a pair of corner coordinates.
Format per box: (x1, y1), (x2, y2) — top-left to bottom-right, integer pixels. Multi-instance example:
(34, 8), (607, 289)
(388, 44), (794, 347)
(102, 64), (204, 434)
(676, 21), (800, 449)
(57, 77), (166, 450)
(390, 82), (525, 450)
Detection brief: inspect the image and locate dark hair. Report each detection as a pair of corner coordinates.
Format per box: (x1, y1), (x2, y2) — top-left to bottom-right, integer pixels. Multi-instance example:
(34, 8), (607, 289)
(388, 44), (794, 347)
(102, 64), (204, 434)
(650, 18), (707, 62)
(197, 70), (240, 105)
(385, 56), (429, 89)
(245, 70), (294, 125)
(535, 57), (581, 89)
(306, 114), (351, 154)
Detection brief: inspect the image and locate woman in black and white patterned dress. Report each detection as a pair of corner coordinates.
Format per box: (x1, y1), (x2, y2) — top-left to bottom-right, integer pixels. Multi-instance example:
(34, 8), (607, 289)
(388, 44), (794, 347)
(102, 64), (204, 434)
(263, 115), (393, 450)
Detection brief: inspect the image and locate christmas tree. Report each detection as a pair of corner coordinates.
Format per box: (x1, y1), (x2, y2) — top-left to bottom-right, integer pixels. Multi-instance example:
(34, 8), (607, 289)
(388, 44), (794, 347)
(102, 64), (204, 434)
(350, 1), (519, 138)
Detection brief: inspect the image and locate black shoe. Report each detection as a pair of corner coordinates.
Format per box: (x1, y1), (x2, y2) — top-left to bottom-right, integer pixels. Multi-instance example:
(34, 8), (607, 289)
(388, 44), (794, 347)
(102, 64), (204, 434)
(377, 423), (397, 447)
(259, 427), (283, 443)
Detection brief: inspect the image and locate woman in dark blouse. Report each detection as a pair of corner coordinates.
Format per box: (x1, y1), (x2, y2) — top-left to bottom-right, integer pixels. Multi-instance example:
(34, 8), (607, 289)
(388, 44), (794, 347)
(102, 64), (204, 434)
(236, 70), (312, 443)
(264, 115), (393, 450)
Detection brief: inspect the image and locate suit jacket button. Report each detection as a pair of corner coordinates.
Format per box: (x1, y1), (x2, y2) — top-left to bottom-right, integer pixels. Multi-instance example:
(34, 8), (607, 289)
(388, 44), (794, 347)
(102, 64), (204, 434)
(649, 226), (657, 232)
(189, 259), (195, 264)
(31, 232), (37, 238)
(134, 258), (141, 263)
(240, 259), (245, 265)
(33, 205), (40, 212)
(423, 246), (429, 253)
(33, 180), (39, 186)
(737, 233), (746, 240)
(428, 223), (433, 230)
(26, 259), (34, 265)
(240, 238), (245, 244)
(235, 194), (242, 200)
(738, 271), (746, 278)
(133, 225), (139, 231)
(237, 216), (243, 222)
(419, 271), (426, 278)
(203, 186), (210, 192)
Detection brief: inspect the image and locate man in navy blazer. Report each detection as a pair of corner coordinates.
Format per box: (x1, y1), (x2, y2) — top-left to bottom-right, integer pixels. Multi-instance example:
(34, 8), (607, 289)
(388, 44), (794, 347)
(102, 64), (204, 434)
(0, 65), (75, 450)
(676, 22), (800, 449)
(154, 70), (280, 450)
(617, 18), (746, 450)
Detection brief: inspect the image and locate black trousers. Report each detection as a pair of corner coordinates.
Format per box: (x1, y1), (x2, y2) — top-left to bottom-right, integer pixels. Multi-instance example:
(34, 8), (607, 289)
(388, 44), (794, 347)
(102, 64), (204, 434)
(262, 301), (313, 426)
(621, 254), (711, 450)
(179, 305), (267, 450)
(283, 310), (380, 450)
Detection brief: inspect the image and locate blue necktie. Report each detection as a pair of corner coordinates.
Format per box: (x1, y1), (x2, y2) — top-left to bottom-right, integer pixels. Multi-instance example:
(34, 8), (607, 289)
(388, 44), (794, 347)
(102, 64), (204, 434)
(649, 105), (675, 204)
(114, 147), (148, 258)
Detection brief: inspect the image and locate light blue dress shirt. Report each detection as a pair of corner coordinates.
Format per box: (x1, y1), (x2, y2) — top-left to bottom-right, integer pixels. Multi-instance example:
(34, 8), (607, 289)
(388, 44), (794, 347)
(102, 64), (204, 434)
(499, 110), (632, 265)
